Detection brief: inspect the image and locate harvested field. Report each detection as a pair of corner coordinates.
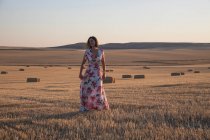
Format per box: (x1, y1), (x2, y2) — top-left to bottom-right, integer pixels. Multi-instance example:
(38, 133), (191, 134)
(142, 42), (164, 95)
(0, 64), (210, 139)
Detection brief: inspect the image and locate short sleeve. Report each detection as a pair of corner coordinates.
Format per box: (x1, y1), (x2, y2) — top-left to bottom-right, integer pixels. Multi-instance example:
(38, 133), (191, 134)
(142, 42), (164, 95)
(100, 48), (105, 59)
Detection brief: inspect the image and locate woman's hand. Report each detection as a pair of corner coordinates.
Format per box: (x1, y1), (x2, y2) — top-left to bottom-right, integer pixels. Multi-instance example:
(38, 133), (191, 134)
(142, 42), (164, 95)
(79, 73), (84, 80)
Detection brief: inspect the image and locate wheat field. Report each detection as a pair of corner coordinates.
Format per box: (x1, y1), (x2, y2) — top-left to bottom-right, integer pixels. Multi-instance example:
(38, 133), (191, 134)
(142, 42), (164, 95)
(0, 64), (210, 140)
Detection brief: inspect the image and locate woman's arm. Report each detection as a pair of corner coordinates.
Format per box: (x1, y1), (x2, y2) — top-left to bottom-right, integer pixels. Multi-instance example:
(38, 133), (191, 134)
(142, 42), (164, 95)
(101, 50), (106, 80)
(79, 52), (87, 80)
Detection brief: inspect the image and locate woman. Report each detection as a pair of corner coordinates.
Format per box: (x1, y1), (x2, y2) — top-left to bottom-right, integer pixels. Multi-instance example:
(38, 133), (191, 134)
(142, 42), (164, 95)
(79, 36), (110, 112)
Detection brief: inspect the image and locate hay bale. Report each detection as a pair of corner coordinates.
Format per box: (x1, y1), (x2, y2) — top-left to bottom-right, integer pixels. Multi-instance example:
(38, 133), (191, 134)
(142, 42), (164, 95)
(134, 75), (145, 79)
(122, 75), (132, 78)
(68, 67), (72, 69)
(180, 72), (185, 75)
(44, 66), (48, 68)
(171, 72), (181, 76)
(106, 69), (114, 72)
(103, 76), (115, 84)
(19, 68), (25, 71)
(26, 65), (30, 67)
(208, 67), (210, 69)
(26, 77), (40, 82)
(1, 71), (8, 74)
(143, 66), (150, 69)
(188, 69), (193, 72)
(194, 71), (200, 73)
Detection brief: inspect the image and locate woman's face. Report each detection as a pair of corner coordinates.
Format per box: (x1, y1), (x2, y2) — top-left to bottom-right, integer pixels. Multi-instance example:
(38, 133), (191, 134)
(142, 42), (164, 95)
(89, 38), (96, 47)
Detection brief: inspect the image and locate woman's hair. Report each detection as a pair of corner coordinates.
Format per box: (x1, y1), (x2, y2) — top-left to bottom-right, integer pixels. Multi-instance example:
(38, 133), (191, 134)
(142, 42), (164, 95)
(86, 36), (99, 49)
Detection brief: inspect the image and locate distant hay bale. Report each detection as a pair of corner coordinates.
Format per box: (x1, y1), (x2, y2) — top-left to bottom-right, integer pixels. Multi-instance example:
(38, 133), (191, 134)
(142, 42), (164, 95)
(208, 67), (210, 69)
(68, 67), (72, 69)
(180, 72), (185, 75)
(44, 66), (48, 68)
(106, 69), (114, 72)
(171, 72), (181, 76)
(134, 75), (145, 79)
(26, 65), (30, 67)
(188, 69), (193, 72)
(103, 76), (115, 84)
(143, 66), (150, 69)
(122, 75), (132, 78)
(19, 68), (25, 71)
(26, 77), (40, 82)
(194, 71), (200, 73)
(1, 71), (8, 74)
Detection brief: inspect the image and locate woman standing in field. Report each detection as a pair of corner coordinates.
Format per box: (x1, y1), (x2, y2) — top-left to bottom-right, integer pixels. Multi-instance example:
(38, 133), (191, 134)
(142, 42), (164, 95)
(79, 36), (109, 112)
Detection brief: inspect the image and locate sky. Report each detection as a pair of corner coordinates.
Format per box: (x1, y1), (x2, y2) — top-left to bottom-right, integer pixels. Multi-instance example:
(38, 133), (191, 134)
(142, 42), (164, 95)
(0, 0), (210, 47)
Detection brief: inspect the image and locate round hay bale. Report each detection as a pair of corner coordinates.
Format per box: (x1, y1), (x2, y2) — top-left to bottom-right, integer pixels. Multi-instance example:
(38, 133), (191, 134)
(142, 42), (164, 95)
(103, 76), (115, 84)
(171, 72), (181, 76)
(122, 75), (132, 78)
(134, 75), (145, 79)
(26, 77), (40, 82)
(194, 71), (200, 73)
(19, 68), (25, 71)
(106, 69), (114, 72)
(208, 67), (210, 69)
(180, 72), (185, 75)
(26, 65), (30, 67)
(188, 69), (193, 72)
(68, 67), (72, 69)
(143, 66), (150, 69)
(1, 71), (8, 74)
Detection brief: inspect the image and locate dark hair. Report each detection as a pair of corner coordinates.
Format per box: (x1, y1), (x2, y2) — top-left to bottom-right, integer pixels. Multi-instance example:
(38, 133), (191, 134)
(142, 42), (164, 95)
(86, 36), (99, 49)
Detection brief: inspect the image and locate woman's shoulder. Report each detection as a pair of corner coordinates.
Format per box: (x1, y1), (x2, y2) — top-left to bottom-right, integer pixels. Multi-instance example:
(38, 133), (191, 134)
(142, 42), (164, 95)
(99, 47), (104, 52)
(85, 48), (91, 51)
(99, 48), (104, 56)
(85, 48), (91, 53)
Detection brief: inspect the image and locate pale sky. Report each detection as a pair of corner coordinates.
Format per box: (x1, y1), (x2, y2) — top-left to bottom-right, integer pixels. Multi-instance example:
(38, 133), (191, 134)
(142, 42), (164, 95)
(0, 0), (210, 47)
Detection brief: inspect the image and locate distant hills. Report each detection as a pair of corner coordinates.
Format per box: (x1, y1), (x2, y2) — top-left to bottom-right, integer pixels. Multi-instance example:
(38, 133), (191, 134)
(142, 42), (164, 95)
(1, 42), (210, 50)
(50, 42), (210, 50)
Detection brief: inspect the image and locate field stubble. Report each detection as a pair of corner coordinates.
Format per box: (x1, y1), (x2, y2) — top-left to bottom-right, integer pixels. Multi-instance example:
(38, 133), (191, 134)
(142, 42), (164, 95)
(0, 65), (210, 140)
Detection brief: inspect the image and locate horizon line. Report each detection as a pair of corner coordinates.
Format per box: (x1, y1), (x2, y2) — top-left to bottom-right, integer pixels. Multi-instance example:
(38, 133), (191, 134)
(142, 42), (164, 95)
(1, 41), (210, 48)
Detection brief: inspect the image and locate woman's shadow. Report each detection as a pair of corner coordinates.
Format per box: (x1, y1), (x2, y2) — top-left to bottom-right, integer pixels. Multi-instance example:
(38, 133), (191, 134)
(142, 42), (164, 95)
(0, 111), (89, 134)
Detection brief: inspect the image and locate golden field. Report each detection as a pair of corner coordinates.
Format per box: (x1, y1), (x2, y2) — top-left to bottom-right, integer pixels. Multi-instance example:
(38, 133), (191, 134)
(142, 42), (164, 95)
(1, 48), (210, 66)
(0, 48), (210, 139)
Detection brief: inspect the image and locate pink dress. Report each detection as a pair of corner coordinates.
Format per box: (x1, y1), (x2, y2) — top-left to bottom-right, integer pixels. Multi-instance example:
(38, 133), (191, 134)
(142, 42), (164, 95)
(80, 48), (109, 111)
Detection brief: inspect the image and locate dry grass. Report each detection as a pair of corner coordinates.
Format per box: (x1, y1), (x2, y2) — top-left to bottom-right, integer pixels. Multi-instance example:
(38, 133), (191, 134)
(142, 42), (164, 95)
(1, 49), (210, 66)
(0, 65), (210, 140)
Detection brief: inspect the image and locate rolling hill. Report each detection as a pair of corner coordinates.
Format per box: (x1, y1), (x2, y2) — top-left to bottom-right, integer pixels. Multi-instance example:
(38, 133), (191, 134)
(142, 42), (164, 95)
(50, 42), (210, 50)
(1, 42), (210, 50)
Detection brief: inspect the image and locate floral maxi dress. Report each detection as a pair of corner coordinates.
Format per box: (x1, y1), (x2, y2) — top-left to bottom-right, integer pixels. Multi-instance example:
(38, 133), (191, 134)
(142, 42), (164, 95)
(80, 48), (110, 111)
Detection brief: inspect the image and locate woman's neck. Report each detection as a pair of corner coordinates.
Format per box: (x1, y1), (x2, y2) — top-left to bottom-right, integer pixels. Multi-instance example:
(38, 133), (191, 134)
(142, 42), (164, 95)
(91, 47), (98, 50)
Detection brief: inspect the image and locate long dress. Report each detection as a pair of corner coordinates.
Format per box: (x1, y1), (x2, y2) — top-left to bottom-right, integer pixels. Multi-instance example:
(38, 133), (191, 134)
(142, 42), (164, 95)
(79, 48), (110, 112)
